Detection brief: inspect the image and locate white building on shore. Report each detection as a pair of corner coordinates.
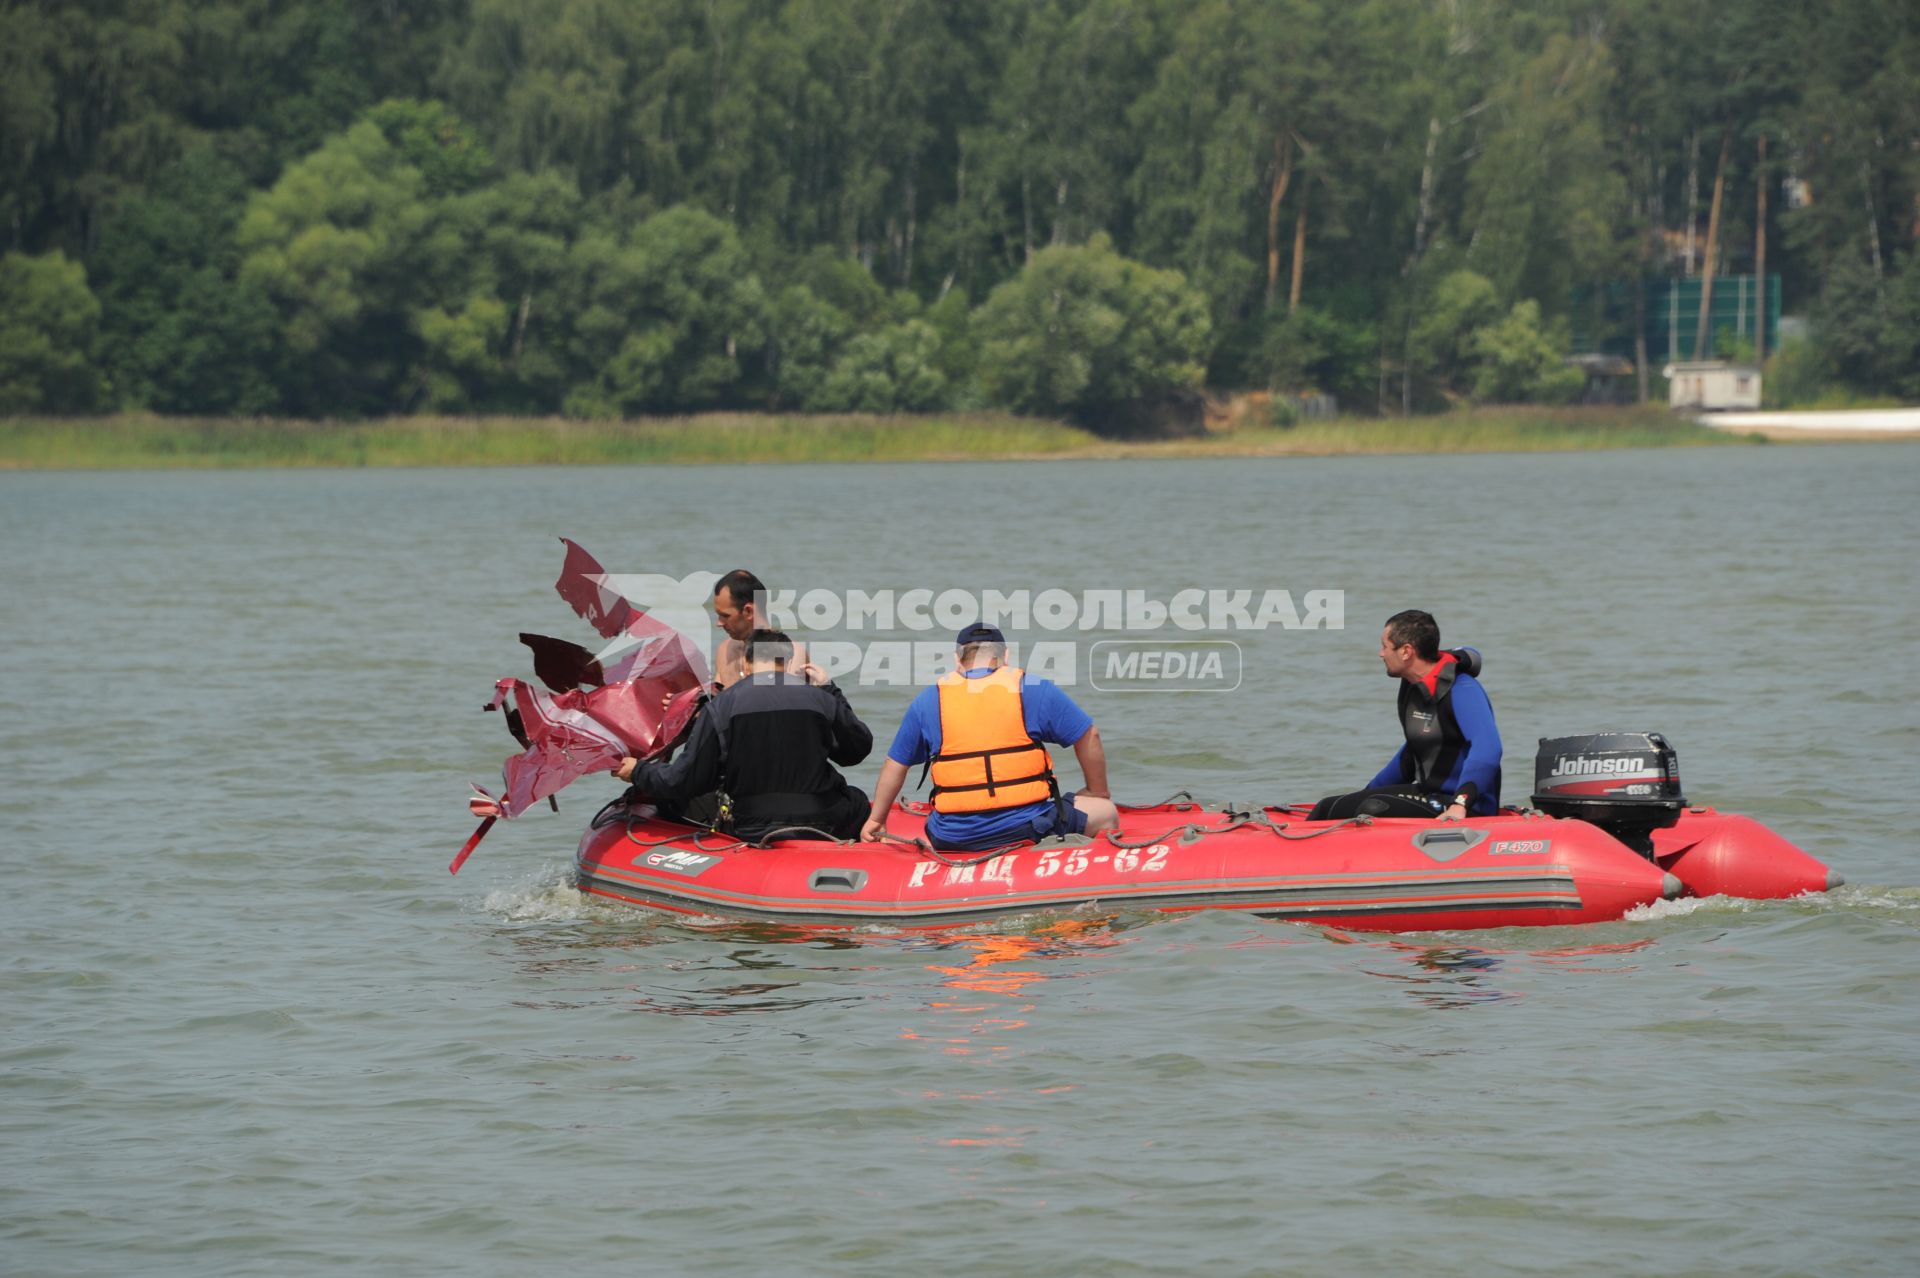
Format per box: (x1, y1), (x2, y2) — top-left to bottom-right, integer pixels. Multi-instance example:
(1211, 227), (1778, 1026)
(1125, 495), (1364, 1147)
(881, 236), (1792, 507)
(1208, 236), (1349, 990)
(1664, 360), (1762, 411)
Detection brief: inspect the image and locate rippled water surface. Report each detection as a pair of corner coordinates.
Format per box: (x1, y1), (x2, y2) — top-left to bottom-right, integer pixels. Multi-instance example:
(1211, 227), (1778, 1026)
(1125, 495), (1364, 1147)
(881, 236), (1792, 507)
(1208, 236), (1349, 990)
(4, 447), (1918, 1276)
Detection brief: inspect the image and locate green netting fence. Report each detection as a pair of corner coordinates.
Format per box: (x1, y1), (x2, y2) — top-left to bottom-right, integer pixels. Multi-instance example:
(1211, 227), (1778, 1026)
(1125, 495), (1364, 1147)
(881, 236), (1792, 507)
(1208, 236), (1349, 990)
(1571, 275), (1781, 361)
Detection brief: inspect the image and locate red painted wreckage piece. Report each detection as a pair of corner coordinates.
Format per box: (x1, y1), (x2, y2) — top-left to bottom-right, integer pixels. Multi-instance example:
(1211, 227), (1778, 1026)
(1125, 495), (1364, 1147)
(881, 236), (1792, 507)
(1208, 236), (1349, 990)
(570, 799), (1838, 933)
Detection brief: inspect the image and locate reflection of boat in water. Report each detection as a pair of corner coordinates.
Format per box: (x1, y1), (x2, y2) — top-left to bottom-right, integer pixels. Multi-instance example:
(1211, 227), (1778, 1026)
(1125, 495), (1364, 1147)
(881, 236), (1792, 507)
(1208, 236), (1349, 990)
(573, 794), (1839, 934)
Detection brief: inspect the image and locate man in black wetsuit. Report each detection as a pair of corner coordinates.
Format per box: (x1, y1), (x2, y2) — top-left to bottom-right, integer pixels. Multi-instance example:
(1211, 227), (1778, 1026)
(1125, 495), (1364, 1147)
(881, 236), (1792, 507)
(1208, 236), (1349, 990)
(1309, 609), (1503, 822)
(616, 629), (872, 841)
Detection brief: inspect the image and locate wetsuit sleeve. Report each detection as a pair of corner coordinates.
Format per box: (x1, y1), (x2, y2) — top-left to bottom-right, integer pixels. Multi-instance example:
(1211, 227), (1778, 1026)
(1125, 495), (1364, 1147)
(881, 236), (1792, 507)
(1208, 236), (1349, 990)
(824, 684), (874, 767)
(1449, 677), (1503, 805)
(635, 709), (722, 807)
(1368, 744), (1412, 789)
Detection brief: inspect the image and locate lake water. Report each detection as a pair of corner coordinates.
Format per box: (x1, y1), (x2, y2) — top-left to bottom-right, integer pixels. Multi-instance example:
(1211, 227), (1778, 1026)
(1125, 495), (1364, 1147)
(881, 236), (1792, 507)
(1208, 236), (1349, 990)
(4, 446), (1917, 1276)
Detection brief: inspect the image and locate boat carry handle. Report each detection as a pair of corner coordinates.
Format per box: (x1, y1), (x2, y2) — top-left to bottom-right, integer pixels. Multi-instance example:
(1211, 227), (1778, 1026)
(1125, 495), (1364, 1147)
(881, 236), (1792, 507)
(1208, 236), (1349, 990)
(809, 869), (869, 893)
(1411, 827), (1489, 861)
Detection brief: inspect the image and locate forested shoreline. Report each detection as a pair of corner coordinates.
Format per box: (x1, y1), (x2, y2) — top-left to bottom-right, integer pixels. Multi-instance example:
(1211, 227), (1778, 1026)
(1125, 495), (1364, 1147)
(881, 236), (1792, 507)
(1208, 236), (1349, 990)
(3, 0), (1916, 424)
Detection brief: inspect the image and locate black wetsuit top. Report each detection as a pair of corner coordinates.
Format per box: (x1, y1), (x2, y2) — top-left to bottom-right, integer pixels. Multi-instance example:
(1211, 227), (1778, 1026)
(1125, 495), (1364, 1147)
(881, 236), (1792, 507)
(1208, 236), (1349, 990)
(635, 671), (873, 835)
(1370, 656), (1503, 814)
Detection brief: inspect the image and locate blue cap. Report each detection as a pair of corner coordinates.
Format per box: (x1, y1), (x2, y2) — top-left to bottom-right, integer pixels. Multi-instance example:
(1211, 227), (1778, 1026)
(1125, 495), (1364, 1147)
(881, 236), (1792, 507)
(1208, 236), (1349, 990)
(955, 622), (1005, 647)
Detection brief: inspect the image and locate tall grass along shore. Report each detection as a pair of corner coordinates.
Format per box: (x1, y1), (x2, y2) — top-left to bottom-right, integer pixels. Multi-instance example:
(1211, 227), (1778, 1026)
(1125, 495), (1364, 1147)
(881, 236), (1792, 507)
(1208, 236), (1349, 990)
(0, 407), (1762, 471)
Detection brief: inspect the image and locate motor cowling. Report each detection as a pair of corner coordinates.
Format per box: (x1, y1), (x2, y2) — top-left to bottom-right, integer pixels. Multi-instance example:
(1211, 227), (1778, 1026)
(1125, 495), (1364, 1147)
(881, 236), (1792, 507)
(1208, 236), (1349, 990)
(1532, 732), (1686, 854)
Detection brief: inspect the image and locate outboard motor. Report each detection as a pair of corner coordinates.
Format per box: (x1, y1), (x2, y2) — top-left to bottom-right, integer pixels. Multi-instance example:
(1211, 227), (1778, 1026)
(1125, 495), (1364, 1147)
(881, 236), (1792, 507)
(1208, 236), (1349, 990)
(1532, 732), (1686, 855)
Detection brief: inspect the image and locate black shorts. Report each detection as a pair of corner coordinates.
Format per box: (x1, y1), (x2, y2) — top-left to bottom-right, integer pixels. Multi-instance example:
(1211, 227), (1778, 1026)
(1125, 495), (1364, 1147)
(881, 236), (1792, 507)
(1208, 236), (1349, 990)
(1307, 785), (1447, 822)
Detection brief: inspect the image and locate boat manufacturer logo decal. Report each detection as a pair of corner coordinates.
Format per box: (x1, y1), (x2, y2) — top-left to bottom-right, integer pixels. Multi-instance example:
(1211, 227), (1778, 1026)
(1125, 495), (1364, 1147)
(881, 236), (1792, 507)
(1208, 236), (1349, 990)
(639, 849), (723, 876)
(1547, 756), (1660, 777)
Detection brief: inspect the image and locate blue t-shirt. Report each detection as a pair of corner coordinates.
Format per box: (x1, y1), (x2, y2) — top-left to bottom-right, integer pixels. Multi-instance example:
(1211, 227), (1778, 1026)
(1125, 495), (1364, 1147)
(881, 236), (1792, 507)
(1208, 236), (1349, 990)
(887, 668), (1094, 848)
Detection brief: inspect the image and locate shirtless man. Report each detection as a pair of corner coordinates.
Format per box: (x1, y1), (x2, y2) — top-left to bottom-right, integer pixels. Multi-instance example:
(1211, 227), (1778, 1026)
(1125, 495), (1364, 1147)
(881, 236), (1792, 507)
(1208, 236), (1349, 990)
(709, 569), (807, 691)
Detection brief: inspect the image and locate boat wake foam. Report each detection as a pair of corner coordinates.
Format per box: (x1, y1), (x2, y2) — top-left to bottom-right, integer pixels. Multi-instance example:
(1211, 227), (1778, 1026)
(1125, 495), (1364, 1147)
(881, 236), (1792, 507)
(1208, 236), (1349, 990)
(478, 864), (605, 923)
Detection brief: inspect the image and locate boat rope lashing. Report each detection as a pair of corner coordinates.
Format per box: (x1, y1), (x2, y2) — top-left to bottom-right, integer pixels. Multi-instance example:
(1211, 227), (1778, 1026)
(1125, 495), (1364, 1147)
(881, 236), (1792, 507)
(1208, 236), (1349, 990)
(873, 828), (936, 854)
(1100, 809), (1278, 849)
(593, 795), (736, 849)
(745, 825), (855, 847)
(1128, 789), (1199, 811)
(864, 822), (1030, 867)
(1097, 808), (1374, 850)
(919, 840), (1032, 868)
(622, 820), (704, 848)
(1252, 813), (1375, 840)
(1103, 821), (1222, 849)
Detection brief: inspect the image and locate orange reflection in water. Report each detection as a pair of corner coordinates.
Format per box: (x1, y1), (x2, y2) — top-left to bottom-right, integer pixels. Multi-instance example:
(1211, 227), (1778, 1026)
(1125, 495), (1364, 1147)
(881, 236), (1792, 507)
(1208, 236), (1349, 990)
(895, 918), (1128, 1060)
(924, 917), (1125, 995)
(893, 923), (1116, 1147)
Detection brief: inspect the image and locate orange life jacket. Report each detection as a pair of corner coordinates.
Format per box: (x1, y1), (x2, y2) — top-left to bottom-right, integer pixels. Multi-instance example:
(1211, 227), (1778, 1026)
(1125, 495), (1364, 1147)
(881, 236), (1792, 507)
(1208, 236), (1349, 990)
(930, 667), (1058, 814)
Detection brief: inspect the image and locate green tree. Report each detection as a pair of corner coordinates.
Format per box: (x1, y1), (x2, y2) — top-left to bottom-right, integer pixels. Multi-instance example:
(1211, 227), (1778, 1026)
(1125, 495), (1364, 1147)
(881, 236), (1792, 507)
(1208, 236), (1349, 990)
(440, 0), (662, 194)
(366, 99), (494, 197)
(407, 170), (583, 412)
(1402, 268), (1579, 404)
(1462, 30), (1627, 312)
(1407, 268), (1501, 401)
(1466, 299), (1584, 403)
(971, 233), (1209, 421)
(922, 285), (979, 399)
(237, 101), (492, 413)
(0, 4), (62, 249)
(0, 251), (103, 413)
(1260, 305), (1377, 407)
(236, 116), (431, 412)
(213, 1), (465, 172)
(560, 204), (767, 416)
(763, 284), (856, 408)
(1813, 248), (1920, 400)
(811, 320), (949, 412)
(6, 0), (1915, 420)
(89, 146), (282, 413)
(1, 2), (195, 254)
(1786, 0), (1920, 290)
(1130, 0), (1412, 341)
(1129, 0), (1308, 326)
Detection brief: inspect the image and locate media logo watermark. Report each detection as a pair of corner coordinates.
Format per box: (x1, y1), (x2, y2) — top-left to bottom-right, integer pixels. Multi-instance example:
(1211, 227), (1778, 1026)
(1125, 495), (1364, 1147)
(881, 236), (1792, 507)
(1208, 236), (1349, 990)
(1089, 640), (1243, 692)
(593, 576), (1342, 691)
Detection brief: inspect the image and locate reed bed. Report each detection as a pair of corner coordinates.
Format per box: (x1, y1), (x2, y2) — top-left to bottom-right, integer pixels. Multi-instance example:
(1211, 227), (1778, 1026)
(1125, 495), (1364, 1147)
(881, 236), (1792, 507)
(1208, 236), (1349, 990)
(0, 406), (1758, 470)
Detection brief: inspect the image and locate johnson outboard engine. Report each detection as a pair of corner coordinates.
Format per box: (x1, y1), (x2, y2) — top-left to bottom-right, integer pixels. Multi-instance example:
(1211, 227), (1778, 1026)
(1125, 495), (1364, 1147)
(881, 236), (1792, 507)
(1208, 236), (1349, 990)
(1532, 732), (1686, 855)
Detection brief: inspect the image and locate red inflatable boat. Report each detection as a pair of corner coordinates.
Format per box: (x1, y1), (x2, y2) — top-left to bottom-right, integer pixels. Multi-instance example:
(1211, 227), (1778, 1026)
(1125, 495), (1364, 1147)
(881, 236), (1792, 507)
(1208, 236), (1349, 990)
(571, 795), (1839, 933)
(466, 543), (1840, 932)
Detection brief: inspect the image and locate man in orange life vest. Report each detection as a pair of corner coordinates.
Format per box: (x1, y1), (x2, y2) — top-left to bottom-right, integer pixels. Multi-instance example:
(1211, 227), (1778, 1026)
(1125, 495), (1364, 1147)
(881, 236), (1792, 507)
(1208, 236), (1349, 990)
(861, 623), (1119, 850)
